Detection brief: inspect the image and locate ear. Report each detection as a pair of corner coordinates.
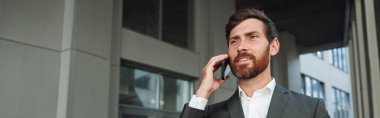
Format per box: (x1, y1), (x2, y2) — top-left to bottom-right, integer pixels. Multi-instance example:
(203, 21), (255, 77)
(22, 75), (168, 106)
(269, 38), (280, 56)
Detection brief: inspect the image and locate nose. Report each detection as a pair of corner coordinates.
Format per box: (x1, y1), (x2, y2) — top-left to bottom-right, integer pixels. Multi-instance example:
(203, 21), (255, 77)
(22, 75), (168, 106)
(237, 39), (248, 53)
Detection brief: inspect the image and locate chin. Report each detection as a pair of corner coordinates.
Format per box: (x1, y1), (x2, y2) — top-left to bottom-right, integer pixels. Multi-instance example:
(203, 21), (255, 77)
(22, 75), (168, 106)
(233, 68), (258, 80)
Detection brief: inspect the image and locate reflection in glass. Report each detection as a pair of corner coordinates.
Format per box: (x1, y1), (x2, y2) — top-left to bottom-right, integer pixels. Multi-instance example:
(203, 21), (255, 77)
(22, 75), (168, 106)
(119, 66), (193, 117)
(160, 75), (191, 112)
(301, 74), (325, 99)
(305, 76), (312, 96)
(120, 67), (159, 109)
(334, 88), (350, 118)
(312, 79), (319, 97)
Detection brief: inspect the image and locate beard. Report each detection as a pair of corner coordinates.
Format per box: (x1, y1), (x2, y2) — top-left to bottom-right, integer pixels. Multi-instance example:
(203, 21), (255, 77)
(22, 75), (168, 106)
(230, 46), (270, 80)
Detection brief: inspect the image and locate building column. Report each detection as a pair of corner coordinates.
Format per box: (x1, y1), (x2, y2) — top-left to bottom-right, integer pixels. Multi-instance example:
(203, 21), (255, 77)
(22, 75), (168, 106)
(57, 0), (114, 118)
(350, 0), (380, 117)
(271, 31), (302, 92)
(108, 0), (123, 118)
(205, 0), (236, 104)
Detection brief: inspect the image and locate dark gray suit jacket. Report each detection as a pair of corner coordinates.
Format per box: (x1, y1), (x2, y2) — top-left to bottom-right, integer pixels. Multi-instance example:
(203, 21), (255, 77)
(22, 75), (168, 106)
(180, 85), (330, 118)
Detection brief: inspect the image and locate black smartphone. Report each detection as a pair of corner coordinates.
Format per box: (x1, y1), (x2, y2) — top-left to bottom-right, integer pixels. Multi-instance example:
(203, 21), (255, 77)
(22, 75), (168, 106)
(220, 59), (231, 80)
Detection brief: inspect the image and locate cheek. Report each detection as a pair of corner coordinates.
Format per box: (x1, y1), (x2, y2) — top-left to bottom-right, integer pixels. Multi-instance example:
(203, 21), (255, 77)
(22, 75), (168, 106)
(228, 49), (237, 58)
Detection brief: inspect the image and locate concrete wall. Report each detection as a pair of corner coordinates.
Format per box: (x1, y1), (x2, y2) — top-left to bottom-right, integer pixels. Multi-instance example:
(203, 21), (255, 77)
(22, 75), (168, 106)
(0, 0), (63, 117)
(0, 0), (115, 118)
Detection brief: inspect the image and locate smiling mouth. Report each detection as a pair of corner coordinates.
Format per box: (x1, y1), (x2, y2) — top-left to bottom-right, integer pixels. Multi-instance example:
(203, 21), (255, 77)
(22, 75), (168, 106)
(235, 57), (252, 65)
(238, 57), (250, 62)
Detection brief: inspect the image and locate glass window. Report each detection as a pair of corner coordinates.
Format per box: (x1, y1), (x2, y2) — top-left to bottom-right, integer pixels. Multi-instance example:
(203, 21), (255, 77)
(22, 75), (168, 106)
(305, 76), (312, 96)
(119, 67), (160, 109)
(122, 0), (159, 38)
(301, 74), (325, 99)
(119, 61), (194, 118)
(334, 88), (350, 118)
(332, 49), (338, 67)
(122, 0), (192, 50)
(160, 75), (192, 111)
(331, 47), (348, 72)
(162, 0), (191, 49)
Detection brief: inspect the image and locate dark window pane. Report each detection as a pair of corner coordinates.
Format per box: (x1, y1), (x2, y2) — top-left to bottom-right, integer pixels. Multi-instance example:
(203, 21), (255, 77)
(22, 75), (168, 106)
(123, 0), (159, 38)
(319, 83), (325, 99)
(162, 0), (190, 49)
(301, 75), (306, 94)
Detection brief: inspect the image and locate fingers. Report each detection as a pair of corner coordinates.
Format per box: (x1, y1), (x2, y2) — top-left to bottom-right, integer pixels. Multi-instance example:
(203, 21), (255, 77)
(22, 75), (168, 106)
(197, 55), (230, 99)
(204, 54), (229, 72)
(217, 75), (230, 84)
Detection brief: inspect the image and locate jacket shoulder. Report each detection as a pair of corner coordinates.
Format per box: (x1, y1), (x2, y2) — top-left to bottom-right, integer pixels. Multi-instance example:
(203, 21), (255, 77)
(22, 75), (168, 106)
(284, 91), (330, 117)
(288, 91), (320, 104)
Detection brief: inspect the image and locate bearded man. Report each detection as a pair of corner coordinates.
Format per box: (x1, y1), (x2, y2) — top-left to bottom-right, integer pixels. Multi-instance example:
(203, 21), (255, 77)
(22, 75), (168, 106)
(180, 8), (330, 118)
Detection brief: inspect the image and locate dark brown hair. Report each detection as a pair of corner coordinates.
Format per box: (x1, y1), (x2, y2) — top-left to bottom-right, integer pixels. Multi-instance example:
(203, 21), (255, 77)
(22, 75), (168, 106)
(225, 8), (278, 43)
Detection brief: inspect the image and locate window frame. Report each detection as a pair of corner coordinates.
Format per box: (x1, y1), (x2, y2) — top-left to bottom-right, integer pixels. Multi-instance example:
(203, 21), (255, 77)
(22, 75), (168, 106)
(333, 87), (350, 118)
(331, 47), (348, 72)
(119, 59), (195, 118)
(301, 74), (325, 100)
(122, 0), (194, 50)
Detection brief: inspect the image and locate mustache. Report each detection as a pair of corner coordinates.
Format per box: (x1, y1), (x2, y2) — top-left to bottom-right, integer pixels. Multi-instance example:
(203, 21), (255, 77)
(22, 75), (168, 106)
(233, 52), (255, 62)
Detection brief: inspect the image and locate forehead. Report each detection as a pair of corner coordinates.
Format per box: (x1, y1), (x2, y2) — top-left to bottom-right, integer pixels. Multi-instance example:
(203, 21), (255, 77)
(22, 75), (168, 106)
(229, 18), (266, 38)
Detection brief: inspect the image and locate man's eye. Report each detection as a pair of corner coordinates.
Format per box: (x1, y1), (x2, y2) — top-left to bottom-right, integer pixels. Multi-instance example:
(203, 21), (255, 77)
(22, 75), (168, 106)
(230, 40), (237, 45)
(249, 35), (257, 39)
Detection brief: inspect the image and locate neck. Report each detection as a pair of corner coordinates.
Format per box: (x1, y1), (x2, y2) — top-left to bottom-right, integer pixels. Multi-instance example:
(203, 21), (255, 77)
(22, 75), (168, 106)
(238, 66), (272, 97)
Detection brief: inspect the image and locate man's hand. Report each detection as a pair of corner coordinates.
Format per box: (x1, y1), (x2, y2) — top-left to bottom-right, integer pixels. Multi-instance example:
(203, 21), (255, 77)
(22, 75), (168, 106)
(196, 54), (230, 99)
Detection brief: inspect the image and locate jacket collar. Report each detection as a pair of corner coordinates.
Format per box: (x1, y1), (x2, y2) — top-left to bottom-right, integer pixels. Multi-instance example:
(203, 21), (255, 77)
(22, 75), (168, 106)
(266, 84), (290, 118)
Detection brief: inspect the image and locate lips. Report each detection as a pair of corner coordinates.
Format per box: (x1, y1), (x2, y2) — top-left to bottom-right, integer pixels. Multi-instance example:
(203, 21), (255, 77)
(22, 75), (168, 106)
(235, 56), (252, 65)
(237, 57), (250, 61)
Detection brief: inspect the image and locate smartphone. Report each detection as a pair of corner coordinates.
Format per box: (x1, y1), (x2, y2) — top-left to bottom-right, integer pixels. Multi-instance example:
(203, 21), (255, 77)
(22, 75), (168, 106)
(220, 59), (231, 80)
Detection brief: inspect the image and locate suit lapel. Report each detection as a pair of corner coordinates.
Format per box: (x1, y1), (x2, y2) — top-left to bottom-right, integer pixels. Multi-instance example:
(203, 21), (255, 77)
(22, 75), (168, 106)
(266, 85), (290, 118)
(226, 89), (245, 118)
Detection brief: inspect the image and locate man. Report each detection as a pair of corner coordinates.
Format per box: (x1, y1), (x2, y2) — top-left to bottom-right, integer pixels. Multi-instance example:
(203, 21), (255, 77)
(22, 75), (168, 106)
(180, 8), (330, 118)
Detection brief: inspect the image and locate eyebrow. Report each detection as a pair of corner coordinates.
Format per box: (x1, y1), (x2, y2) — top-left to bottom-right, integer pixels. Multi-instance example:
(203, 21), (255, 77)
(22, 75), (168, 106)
(229, 31), (260, 40)
(244, 31), (260, 37)
(229, 35), (239, 40)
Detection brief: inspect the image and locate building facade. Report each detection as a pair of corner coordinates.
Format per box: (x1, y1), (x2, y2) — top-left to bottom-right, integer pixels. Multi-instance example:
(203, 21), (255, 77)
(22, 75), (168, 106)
(300, 48), (353, 118)
(0, 0), (380, 118)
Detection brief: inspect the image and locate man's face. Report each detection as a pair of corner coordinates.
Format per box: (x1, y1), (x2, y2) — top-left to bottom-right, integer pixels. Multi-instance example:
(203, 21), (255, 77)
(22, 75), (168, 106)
(228, 18), (271, 79)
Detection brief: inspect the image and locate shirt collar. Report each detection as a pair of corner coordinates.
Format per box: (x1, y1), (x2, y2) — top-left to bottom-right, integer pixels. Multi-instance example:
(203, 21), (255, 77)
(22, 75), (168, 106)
(238, 78), (276, 99)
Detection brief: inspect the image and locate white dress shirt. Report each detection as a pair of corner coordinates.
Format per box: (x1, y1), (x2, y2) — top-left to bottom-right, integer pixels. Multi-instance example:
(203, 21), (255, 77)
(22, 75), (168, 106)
(188, 79), (276, 118)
